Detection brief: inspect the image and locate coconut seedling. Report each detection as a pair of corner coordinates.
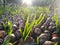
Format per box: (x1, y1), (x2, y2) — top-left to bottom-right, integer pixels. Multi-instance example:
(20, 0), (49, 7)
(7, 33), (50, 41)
(54, 42), (58, 45)
(8, 43), (13, 45)
(34, 14), (46, 45)
(51, 14), (60, 44)
(2, 21), (13, 45)
(51, 31), (60, 43)
(0, 31), (7, 39)
(24, 36), (34, 45)
(52, 14), (59, 34)
(35, 13), (46, 26)
(9, 34), (16, 43)
(24, 16), (35, 38)
(41, 16), (52, 31)
(38, 32), (52, 45)
(18, 15), (36, 45)
(43, 41), (54, 45)
(14, 29), (21, 41)
(2, 18), (7, 30)
(12, 24), (17, 33)
(55, 42), (59, 45)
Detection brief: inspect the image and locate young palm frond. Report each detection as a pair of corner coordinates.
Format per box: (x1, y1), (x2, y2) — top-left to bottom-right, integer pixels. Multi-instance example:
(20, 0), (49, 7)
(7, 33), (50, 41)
(35, 14), (46, 45)
(7, 21), (12, 35)
(2, 18), (6, 30)
(52, 14), (59, 34)
(22, 16), (29, 40)
(54, 42), (58, 45)
(2, 21), (13, 45)
(35, 13), (46, 26)
(22, 15), (36, 41)
(36, 37), (39, 45)
(2, 36), (10, 45)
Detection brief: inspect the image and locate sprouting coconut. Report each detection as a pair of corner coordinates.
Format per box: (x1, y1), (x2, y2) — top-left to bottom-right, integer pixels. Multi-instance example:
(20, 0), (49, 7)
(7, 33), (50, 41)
(4, 34), (16, 43)
(51, 37), (60, 43)
(15, 22), (20, 29)
(39, 17), (47, 27)
(44, 17), (52, 26)
(43, 41), (54, 45)
(44, 30), (50, 33)
(48, 26), (56, 33)
(0, 31), (7, 38)
(15, 20), (25, 31)
(18, 36), (34, 45)
(31, 26), (42, 40)
(34, 28), (42, 36)
(51, 31), (60, 43)
(49, 21), (55, 26)
(14, 29), (21, 40)
(41, 23), (49, 32)
(8, 43), (13, 45)
(25, 36), (34, 45)
(45, 17), (52, 24)
(52, 31), (58, 37)
(44, 30), (51, 39)
(19, 23), (24, 31)
(41, 25), (45, 32)
(0, 9), (59, 45)
(17, 18), (23, 22)
(12, 24), (18, 32)
(10, 34), (16, 43)
(38, 33), (51, 45)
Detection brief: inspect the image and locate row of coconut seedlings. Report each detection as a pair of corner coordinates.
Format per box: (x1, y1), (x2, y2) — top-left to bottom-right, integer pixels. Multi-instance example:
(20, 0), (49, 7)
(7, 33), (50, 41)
(0, 13), (59, 45)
